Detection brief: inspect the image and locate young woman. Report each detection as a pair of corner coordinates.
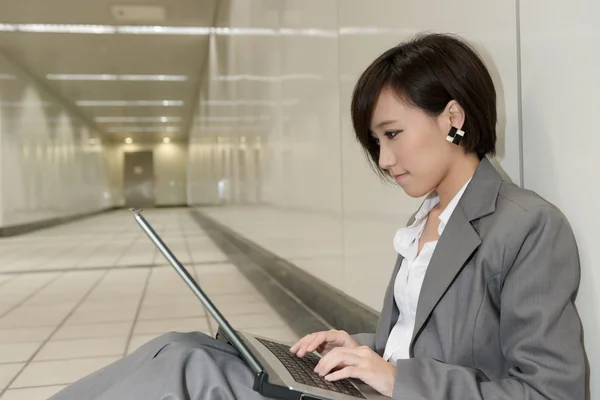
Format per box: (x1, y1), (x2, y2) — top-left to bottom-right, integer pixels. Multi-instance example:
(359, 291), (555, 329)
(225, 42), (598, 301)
(50, 33), (586, 400)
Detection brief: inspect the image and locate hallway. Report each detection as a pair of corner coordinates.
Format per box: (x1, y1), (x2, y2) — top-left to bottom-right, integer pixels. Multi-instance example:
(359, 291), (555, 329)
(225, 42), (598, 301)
(0, 209), (299, 400)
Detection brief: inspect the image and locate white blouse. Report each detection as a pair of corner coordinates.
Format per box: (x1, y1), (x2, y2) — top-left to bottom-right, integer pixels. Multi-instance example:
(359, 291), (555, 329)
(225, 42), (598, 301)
(383, 179), (471, 364)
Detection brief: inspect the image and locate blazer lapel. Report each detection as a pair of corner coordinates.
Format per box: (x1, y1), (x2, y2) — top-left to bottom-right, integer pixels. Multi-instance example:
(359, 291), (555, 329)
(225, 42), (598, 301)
(409, 207), (481, 355)
(409, 157), (503, 355)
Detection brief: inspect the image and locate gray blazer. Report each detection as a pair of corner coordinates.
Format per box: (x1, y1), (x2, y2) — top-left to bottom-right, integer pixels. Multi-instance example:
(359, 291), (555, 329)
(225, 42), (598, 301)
(353, 157), (586, 399)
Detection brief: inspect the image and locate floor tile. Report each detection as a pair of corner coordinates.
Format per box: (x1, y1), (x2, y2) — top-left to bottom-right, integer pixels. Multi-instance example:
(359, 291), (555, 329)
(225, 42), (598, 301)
(127, 335), (160, 354)
(9, 305), (73, 318)
(0, 208), (318, 388)
(137, 305), (205, 320)
(210, 293), (268, 306)
(244, 326), (299, 343)
(0, 314), (64, 330)
(34, 337), (128, 361)
(1, 385), (67, 400)
(141, 294), (200, 307)
(192, 263), (238, 274)
(215, 301), (277, 316)
(54, 322), (132, 340)
(11, 357), (118, 388)
(80, 296), (141, 307)
(133, 318), (211, 335)
(0, 363), (24, 389)
(76, 302), (139, 312)
(65, 309), (137, 325)
(0, 276), (13, 286)
(0, 327), (54, 344)
(226, 313), (288, 329)
(0, 343), (41, 363)
(203, 284), (260, 296)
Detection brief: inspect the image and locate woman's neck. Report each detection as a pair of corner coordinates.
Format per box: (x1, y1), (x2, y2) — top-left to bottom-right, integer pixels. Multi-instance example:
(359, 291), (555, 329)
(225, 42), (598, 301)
(435, 153), (480, 210)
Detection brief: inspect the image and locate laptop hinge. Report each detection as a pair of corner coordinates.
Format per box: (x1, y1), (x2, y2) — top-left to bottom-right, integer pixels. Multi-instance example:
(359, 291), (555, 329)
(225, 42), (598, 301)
(253, 370), (269, 392)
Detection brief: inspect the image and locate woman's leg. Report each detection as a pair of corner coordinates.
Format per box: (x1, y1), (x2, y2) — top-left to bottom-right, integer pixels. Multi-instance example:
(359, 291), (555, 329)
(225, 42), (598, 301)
(48, 331), (272, 400)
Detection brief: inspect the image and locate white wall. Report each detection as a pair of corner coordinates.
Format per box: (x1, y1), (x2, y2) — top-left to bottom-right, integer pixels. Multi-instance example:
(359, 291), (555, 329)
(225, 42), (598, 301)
(104, 142), (188, 207)
(187, 0), (599, 392)
(187, 0), (520, 310)
(519, 0), (600, 395)
(0, 53), (111, 228)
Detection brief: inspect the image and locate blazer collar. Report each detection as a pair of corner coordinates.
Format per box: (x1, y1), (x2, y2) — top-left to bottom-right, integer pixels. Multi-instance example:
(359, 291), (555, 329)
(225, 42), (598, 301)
(459, 156), (503, 222)
(408, 157), (503, 354)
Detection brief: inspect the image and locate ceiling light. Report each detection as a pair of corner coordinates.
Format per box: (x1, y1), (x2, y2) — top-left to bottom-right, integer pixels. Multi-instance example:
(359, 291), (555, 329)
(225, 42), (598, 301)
(199, 99), (298, 107)
(0, 23), (337, 37)
(95, 116), (182, 123)
(0, 100), (53, 107)
(212, 27), (277, 36)
(240, 136), (246, 142)
(162, 137), (171, 144)
(198, 125), (264, 131)
(197, 116), (270, 122)
(106, 126), (179, 133)
(121, 74), (187, 81)
(213, 74), (322, 82)
(0, 23), (209, 35)
(76, 100), (183, 107)
(88, 138), (99, 145)
(0, 24), (116, 34)
(118, 26), (210, 35)
(47, 74), (187, 81)
(125, 137), (133, 144)
(200, 100), (275, 106)
(279, 28), (336, 37)
(338, 27), (415, 36)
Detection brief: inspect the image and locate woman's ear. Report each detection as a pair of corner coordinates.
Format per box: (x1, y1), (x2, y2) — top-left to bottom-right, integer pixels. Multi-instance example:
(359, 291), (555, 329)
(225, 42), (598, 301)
(445, 100), (466, 131)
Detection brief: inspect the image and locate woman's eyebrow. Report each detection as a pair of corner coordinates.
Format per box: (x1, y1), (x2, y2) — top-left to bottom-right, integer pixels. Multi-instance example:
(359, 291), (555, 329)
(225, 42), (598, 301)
(374, 119), (398, 129)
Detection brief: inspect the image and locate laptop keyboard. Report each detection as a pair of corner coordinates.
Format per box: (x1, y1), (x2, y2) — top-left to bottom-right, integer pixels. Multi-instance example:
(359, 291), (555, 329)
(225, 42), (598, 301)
(256, 337), (366, 399)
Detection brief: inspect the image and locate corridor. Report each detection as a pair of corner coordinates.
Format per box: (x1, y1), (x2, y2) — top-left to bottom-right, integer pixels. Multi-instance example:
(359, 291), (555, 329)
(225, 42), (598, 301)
(0, 209), (299, 400)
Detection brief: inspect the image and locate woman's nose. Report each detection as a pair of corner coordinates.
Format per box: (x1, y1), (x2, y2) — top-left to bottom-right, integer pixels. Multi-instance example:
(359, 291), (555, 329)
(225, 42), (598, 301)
(378, 143), (397, 170)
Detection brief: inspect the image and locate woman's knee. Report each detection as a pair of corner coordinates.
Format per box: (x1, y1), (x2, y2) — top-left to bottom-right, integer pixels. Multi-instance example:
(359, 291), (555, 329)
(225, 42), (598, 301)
(138, 331), (213, 354)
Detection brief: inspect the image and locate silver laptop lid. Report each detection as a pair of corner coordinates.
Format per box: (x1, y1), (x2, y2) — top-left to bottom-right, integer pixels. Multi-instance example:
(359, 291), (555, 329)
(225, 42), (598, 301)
(130, 208), (264, 375)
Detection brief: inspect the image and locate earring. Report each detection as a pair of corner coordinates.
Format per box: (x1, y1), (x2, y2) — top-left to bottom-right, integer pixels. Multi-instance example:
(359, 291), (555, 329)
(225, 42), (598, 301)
(446, 126), (465, 145)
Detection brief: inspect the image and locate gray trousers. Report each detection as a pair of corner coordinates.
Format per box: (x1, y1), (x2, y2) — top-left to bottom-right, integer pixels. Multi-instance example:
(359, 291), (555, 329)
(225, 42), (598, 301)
(49, 332), (274, 400)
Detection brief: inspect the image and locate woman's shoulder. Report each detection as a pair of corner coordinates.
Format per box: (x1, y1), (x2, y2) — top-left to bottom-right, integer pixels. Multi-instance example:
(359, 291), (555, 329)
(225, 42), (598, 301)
(492, 180), (573, 236)
(497, 180), (563, 215)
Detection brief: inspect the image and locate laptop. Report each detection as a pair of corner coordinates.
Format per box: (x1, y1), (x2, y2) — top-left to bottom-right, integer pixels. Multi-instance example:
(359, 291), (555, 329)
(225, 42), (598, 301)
(131, 208), (389, 400)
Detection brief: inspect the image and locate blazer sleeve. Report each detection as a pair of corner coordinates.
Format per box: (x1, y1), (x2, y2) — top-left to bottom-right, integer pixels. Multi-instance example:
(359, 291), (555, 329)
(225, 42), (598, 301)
(391, 205), (586, 399)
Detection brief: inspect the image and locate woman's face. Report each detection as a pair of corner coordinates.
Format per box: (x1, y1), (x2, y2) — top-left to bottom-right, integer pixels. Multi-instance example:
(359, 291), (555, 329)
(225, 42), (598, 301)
(369, 88), (460, 198)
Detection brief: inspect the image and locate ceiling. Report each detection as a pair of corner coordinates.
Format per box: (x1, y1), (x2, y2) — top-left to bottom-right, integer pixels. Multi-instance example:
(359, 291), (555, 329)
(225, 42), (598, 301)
(0, 0), (220, 143)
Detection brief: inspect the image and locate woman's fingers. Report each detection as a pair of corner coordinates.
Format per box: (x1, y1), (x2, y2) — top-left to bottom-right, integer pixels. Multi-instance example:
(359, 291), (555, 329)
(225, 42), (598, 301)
(314, 347), (363, 377)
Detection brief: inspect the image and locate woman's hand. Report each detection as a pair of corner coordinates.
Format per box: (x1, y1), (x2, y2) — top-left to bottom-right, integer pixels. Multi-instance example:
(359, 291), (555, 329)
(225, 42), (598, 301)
(289, 329), (359, 357)
(314, 346), (396, 397)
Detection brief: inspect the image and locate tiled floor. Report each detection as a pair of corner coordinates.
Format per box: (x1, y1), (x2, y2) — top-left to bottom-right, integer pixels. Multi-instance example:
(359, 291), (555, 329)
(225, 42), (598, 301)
(0, 208), (299, 400)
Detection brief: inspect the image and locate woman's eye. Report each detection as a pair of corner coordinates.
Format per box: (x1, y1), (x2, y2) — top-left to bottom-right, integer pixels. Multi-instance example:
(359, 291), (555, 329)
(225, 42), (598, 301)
(385, 130), (401, 139)
(371, 136), (380, 146)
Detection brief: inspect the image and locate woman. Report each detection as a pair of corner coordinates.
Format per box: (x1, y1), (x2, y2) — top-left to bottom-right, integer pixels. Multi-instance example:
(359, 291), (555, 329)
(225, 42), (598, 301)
(50, 33), (585, 400)
(291, 33), (586, 399)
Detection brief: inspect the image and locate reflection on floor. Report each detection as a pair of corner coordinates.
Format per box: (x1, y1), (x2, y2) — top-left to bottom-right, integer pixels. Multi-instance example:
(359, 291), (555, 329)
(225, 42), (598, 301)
(0, 208), (299, 400)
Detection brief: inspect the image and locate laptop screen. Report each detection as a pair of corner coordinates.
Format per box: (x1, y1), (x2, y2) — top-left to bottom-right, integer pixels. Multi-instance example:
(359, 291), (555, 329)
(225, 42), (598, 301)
(130, 208), (265, 376)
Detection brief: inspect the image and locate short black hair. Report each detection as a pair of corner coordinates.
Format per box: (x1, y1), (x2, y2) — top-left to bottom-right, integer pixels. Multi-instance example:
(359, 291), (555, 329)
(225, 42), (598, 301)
(351, 32), (497, 178)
